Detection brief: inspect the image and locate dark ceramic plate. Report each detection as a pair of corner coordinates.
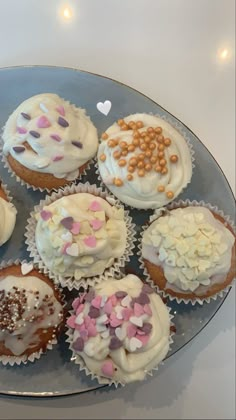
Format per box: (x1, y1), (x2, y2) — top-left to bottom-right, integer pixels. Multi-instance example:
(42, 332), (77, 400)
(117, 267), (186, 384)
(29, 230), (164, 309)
(0, 66), (234, 397)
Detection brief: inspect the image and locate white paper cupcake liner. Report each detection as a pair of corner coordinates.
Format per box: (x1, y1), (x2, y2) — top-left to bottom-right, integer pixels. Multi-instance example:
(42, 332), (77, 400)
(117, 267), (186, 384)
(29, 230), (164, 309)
(138, 199), (236, 305)
(25, 182), (136, 290)
(94, 112), (195, 210)
(0, 100), (96, 193)
(0, 259), (65, 366)
(65, 291), (174, 387)
(0, 181), (14, 204)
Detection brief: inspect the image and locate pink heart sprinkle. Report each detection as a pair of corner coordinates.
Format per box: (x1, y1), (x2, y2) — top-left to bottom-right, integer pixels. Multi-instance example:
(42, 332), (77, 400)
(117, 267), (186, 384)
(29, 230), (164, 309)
(111, 294), (118, 307)
(61, 242), (71, 255)
(122, 308), (133, 321)
(72, 297), (81, 311)
(50, 134), (62, 142)
(110, 313), (122, 328)
(101, 361), (114, 378)
(76, 304), (85, 315)
(75, 322), (85, 331)
(127, 323), (137, 338)
(135, 334), (149, 347)
(71, 222), (81, 235)
(87, 323), (97, 337)
(84, 236), (97, 248)
(89, 200), (102, 212)
(56, 105), (65, 116)
(134, 303), (145, 317)
(84, 315), (92, 329)
(66, 315), (76, 329)
(144, 304), (152, 316)
(136, 329), (146, 336)
(52, 155), (64, 162)
(91, 295), (102, 309)
(80, 330), (89, 340)
(90, 219), (103, 231)
(17, 126), (27, 134)
(104, 300), (113, 315)
(40, 210), (52, 221)
(37, 115), (51, 128)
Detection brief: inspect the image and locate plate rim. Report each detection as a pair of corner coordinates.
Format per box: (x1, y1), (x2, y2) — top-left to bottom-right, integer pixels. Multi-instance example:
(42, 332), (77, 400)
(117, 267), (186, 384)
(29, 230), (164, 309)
(0, 65), (234, 398)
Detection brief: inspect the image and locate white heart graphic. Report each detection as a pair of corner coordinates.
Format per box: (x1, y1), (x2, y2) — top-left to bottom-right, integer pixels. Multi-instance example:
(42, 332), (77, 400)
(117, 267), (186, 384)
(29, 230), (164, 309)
(66, 243), (79, 256)
(21, 262), (34, 276)
(96, 100), (112, 116)
(115, 327), (126, 341)
(130, 337), (142, 352)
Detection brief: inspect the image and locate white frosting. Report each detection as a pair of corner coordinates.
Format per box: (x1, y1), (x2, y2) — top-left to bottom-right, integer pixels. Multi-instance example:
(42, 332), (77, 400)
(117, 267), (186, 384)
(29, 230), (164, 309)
(142, 207), (235, 292)
(98, 114), (192, 209)
(2, 93), (98, 180)
(35, 193), (127, 279)
(0, 275), (63, 356)
(0, 197), (17, 246)
(72, 275), (170, 383)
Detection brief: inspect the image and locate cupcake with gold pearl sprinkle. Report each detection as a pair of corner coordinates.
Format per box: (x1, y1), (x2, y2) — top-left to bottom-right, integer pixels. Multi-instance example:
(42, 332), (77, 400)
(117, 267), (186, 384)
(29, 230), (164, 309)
(97, 113), (193, 209)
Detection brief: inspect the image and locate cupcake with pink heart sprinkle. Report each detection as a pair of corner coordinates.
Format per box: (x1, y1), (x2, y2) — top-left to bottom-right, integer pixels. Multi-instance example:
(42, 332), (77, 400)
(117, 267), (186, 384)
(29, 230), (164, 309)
(66, 274), (172, 385)
(25, 183), (135, 290)
(1, 93), (98, 190)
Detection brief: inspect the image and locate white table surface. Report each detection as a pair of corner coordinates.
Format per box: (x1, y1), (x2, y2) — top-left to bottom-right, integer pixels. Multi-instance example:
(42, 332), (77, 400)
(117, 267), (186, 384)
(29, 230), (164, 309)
(0, 0), (235, 418)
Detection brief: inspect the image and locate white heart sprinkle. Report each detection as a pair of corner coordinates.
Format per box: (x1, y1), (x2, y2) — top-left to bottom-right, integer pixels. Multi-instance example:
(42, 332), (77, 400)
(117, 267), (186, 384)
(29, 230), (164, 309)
(115, 305), (124, 320)
(66, 243), (79, 256)
(40, 103), (49, 113)
(101, 330), (110, 339)
(61, 231), (73, 242)
(21, 263), (34, 276)
(130, 316), (143, 327)
(97, 314), (108, 324)
(100, 295), (108, 307)
(115, 327), (126, 341)
(96, 100), (112, 116)
(96, 324), (107, 333)
(75, 313), (84, 325)
(121, 295), (132, 308)
(130, 337), (142, 352)
(105, 196), (116, 206)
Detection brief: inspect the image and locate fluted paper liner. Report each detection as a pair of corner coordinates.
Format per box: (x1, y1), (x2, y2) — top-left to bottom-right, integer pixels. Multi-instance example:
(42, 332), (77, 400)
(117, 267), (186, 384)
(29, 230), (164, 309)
(0, 259), (65, 366)
(138, 200), (236, 305)
(95, 112), (195, 209)
(25, 182), (136, 290)
(65, 286), (174, 387)
(0, 101), (96, 193)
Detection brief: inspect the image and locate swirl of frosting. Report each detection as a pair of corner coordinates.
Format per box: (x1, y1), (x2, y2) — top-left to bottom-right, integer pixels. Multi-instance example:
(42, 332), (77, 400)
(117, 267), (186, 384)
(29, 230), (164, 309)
(67, 275), (171, 383)
(0, 275), (63, 356)
(142, 207), (235, 292)
(2, 93), (98, 181)
(0, 196), (17, 246)
(35, 193), (127, 279)
(97, 114), (192, 209)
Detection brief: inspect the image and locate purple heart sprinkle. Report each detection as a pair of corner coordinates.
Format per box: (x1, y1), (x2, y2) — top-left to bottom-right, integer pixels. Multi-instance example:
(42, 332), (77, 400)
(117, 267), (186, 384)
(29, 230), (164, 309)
(109, 337), (123, 350)
(88, 307), (100, 319)
(109, 327), (116, 336)
(115, 291), (128, 299)
(60, 217), (74, 230)
(58, 116), (69, 127)
(72, 337), (84, 352)
(50, 134), (62, 142)
(21, 112), (31, 120)
(142, 284), (154, 294)
(140, 323), (153, 334)
(136, 293), (150, 306)
(12, 146), (25, 153)
(29, 130), (40, 138)
(72, 141), (83, 149)
(85, 289), (96, 303)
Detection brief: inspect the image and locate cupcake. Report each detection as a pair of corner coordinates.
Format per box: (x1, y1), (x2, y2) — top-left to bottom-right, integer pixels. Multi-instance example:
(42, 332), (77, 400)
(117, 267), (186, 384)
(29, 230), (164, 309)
(33, 191), (129, 287)
(0, 181), (17, 247)
(0, 262), (64, 364)
(2, 93), (98, 190)
(97, 114), (193, 209)
(141, 204), (236, 302)
(66, 274), (171, 384)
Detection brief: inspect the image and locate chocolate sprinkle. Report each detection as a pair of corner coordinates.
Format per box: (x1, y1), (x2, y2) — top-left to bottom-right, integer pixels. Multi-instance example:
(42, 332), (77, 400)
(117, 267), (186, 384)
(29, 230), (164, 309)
(140, 323), (152, 334)
(58, 116), (69, 127)
(21, 112), (31, 120)
(29, 130), (40, 138)
(60, 217), (74, 230)
(142, 284), (154, 294)
(12, 146), (25, 154)
(85, 289), (96, 303)
(109, 337), (123, 350)
(73, 337), (84, 352)
(88, 307), (100, 319)
(115, 291), (128, 299)
(71, 141), (83, 149)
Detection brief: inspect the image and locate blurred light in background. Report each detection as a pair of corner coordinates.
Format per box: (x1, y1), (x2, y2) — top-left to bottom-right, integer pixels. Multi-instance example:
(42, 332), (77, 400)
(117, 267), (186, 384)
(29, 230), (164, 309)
(59, 4), (74, 22)
(217, 47), (232, 62)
